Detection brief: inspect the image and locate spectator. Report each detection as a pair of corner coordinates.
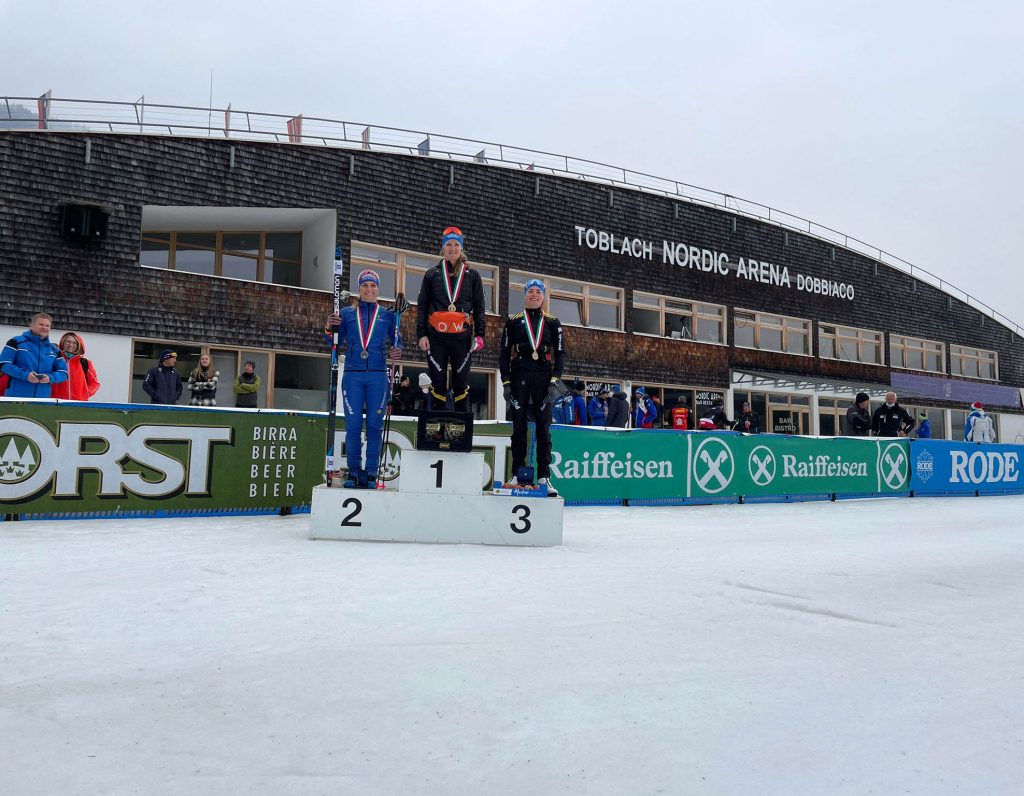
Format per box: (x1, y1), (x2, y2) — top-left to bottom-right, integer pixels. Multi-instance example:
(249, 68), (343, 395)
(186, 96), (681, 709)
(606, 389), (629, 428)
(143, 349), (183, 405)
(965, 403), (996, 443)
(588, 387), (609, 427)
(233, 360), (261, 408)
(0, 312), (69, 398)
(632, 387), (657, 428)
(50, 332), (100, 401)
(391, 374), (416, 415)
(733, 401), (761, 434)
(699, 397), (731, 430)
(871, 391), (915, 437)
(571, 380), (588, 426)
(187, 353), (219, 406)
(671, 397), (691, 430)
(916, 412), (931, 439)
(416, 225), (485, 411)
(651, 395), (663, 427)
(845, 392), (872, 436)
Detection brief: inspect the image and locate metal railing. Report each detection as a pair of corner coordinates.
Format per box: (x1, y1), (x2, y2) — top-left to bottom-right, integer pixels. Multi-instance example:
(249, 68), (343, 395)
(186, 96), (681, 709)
(3, 94), (1020, 336)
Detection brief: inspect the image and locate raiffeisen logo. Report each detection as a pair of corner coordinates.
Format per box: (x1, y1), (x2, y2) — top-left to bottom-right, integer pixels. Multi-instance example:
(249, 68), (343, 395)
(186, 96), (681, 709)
(781, 454), (868, 478)
(549, 450), (673, 480)
(0, 434), (41, 482)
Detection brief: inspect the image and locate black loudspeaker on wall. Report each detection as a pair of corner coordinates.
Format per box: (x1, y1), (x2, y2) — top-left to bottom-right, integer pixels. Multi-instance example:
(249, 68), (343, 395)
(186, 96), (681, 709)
(60, 204), (109, 241)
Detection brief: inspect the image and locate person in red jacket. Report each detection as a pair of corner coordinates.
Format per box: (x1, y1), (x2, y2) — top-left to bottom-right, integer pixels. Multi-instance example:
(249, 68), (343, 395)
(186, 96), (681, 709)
(50, 332), (101, 400)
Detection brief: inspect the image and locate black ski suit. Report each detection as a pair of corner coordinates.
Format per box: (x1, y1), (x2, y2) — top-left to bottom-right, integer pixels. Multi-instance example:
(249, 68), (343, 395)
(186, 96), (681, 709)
(499, 307), (566, 480)
(416, 259), (486, 411)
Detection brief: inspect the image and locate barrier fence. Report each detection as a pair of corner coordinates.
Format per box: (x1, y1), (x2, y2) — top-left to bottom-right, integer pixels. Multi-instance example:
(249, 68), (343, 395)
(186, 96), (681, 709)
(0, 402), (1021, 520)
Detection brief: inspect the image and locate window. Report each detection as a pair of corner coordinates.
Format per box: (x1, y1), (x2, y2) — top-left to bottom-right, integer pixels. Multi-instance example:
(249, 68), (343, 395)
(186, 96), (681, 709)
(890, 334), (944, 374)
(509, 271), (622, 330)
(950, 344), (998, 380)
(733, 309), (811, 355)
(819, 324), (884, 365)
(351, 242), (499, 312)
(633, 292), (726, 343)
(139, 231), (303, 287)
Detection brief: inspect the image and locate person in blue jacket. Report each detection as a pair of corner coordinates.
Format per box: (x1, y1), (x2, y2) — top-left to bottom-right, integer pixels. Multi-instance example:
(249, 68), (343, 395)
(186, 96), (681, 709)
(0, 312), (68, 398)
(587, 387), (609, 426)
(142, 349), (183, 404)
(326, 269), (402, 488)
(916, 412), (931, 439)
(632, 386), (658, 428)
(571, 380), (589, 425)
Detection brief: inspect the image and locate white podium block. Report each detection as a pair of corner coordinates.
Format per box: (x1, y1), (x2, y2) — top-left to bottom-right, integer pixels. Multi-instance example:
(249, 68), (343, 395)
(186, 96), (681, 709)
(398, 450), (484, 495)
(309, 486), (563, 546)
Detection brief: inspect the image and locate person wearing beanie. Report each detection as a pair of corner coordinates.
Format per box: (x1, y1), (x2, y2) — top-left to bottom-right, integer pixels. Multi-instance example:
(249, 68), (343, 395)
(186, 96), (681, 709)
(49, 331), (101, 401)
(571, 380), (589, 426)
(587, 387), (610, 427)
(324, 268), (403, 488)
(845, 391), (872, 436)
(871, 391), (915, 437)
(390, 373), (416, 415)
(143, 348), (182, 405)
(415, 372), (432, 411)
(633, 386), (659, 429)
(965, 401), (996, 443)
(416, 226), (486, 411)
(916, 412), (932, 439)
(233, 360), (261, 408)
(698, 396), (730, 431)
(498, 277), (566, 495)
(733, 400), (761, 434)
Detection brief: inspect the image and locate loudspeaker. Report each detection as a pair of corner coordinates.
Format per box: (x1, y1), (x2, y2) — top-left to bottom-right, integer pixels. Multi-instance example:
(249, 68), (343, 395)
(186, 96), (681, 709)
(60, 204), (108, 241)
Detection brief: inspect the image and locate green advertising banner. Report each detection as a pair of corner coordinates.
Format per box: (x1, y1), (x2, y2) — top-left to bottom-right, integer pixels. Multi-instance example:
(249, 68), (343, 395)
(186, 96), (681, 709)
(0, 403), (326, 515)
(548, 427), (688, 501)
(685, 434), (911, 499)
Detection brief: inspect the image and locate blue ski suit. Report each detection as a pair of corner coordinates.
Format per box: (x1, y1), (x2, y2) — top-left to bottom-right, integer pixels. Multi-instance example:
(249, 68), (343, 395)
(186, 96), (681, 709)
(334, 301), (401, 480)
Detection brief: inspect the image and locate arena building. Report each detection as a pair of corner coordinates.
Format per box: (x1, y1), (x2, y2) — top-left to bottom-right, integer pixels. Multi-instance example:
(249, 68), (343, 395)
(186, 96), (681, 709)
(2, 97), (1022, 441)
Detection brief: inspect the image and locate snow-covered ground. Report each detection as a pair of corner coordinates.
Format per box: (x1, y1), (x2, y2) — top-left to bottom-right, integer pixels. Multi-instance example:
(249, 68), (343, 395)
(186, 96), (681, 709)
(3, 496), (1023, 796)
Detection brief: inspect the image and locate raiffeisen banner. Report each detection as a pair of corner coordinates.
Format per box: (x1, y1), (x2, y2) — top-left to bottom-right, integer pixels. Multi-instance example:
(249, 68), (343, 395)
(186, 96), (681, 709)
(909, 439), (1024, 495)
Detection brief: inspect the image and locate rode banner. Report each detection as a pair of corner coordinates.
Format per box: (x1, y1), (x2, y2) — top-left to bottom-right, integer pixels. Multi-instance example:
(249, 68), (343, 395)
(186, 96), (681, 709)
(909, 439), (1024, 495)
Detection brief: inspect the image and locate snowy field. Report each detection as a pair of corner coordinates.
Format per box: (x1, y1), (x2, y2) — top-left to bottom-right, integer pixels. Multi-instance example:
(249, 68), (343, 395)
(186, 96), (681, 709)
(3, 496), (1023, 796)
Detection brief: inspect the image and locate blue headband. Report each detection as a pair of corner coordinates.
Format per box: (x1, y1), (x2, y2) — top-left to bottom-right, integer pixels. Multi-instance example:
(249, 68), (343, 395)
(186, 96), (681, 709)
(523, 278), (546, 295)
(441, 226), (464, 249)
(358, 269), (380, 287)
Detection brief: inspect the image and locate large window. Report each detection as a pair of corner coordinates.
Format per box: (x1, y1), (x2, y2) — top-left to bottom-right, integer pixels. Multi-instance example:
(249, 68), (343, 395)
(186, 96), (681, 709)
(140, 231), (302, 286)
(633, 293), (725, 343)
(950, 344), (998, 380)
(733, 309), (811, 355)
(819, 324), (884, 365)
(509, 272), (622, 330)
(351, 242), (499, 313)
(890, 334), (944, 374)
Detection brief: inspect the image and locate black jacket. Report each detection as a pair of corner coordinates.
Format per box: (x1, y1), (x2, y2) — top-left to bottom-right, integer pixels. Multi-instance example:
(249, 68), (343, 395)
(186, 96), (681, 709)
(606, 391), (629, 428)
(391, 384), (417, 415)
(733, 410), (761, 434)
(871, 403), (915, 437)
(143, 364), (182, 405)
(845, 404), (871, 436)
(416, 259), (486, 339)
(499, 307), (565, 382)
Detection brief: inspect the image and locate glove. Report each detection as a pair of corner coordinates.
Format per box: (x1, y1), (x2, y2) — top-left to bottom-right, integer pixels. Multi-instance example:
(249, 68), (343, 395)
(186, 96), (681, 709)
(502, 382), (512, 402)
(473, 336), (484, 352)
(389, 347), (401, 361)
(542, 380), (561, 407)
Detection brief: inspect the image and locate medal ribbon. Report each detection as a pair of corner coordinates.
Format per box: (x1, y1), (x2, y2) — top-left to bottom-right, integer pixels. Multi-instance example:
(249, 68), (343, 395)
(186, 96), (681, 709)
(443, 262), (466, 308)
(523, 310), (545, 353)
(359, 302), (381, 354)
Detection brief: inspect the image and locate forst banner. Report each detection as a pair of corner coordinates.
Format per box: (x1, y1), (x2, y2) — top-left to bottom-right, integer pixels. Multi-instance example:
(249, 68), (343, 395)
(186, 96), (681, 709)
(0, 403), (326, 514)
(909, 439), (1024, 495)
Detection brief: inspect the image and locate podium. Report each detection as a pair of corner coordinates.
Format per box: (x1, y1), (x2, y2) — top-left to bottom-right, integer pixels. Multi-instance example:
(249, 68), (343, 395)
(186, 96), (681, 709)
(309, 450), (563, 546)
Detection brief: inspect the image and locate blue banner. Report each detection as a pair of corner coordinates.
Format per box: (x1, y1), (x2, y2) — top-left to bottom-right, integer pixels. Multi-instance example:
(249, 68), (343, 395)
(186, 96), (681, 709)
(909, 439), (1024, 495)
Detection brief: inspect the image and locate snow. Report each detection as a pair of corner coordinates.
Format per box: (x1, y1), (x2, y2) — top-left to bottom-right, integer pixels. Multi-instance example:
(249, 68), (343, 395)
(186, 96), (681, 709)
(2, 496), (1023, 795)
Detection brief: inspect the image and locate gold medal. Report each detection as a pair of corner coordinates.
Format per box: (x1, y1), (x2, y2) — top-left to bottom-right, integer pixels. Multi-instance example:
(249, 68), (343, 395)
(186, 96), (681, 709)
(532, 351), (539, 361)
(448, 304), (456, 312)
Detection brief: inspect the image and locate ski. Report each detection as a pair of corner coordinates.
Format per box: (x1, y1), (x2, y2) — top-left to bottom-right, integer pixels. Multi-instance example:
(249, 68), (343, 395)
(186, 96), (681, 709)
(325, 247), (348, 487)
(376, 292), (410, 489)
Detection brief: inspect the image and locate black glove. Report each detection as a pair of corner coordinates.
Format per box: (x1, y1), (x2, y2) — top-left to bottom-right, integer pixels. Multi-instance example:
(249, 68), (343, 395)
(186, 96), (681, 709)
(543, 380), (561, 407)
(502, 383), (512, 402)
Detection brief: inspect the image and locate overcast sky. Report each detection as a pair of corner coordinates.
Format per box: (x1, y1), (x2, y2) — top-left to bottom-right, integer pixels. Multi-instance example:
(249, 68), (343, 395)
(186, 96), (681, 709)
(4, 0), (1023, 331)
